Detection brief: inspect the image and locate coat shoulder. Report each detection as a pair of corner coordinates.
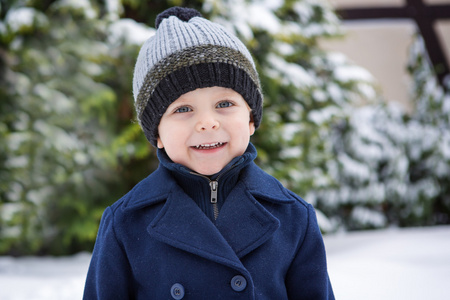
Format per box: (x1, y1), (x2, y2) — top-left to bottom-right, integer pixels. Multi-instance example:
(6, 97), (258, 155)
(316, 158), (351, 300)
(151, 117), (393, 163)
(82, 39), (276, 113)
(242, 162), (310, 208)
(109, 166), (177, 214)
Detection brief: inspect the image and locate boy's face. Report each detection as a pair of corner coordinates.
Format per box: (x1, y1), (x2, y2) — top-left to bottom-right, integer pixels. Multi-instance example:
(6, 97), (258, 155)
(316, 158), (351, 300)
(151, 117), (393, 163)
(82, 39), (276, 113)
(157, 86), (255, 176)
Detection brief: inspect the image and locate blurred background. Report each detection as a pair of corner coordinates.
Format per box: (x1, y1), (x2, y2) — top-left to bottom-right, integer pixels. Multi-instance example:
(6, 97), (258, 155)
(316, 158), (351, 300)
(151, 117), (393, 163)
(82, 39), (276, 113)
(0, 0), (450, 300)
(1, 0), (449, 299)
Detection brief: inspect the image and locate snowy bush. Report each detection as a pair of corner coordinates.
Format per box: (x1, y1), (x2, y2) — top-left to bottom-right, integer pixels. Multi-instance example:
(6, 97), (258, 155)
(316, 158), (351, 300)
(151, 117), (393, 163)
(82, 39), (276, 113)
(312, 35), (450, 230)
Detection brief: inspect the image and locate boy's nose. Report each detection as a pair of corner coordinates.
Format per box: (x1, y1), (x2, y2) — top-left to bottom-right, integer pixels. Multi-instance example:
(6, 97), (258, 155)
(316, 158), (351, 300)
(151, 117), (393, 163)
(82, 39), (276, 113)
(195, 117), (220, 132)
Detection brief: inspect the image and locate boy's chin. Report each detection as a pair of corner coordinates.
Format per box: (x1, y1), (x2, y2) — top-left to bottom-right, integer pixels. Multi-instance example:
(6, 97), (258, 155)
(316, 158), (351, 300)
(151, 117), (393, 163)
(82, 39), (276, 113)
(191, 163), (226, 176)
(193, 168), (222, 176)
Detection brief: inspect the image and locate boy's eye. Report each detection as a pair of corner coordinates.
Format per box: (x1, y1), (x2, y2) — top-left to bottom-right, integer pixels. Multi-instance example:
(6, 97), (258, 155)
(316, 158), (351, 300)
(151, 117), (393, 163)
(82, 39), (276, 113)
(175, 106), (192, 113)
(216, 101), (233, 108)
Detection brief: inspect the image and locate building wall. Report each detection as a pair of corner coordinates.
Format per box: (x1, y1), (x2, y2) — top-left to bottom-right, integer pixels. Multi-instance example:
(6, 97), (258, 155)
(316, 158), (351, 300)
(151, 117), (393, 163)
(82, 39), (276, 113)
(320, 19), (416, 111)
(322, 0), (450, 112)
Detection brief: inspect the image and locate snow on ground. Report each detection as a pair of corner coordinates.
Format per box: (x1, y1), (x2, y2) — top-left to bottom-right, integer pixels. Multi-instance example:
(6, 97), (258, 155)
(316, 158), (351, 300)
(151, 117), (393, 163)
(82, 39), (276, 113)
(326, 225), (450, 300)
(0, 252), (90, 300)
(0, 226), (449, 300)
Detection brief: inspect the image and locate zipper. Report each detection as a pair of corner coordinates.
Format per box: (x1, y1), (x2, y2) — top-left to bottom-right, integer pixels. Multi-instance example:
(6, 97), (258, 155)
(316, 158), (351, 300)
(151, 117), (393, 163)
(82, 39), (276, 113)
(210, 181), (219, 220)
(189, 160), (242, 221)
(189, 172), (220, 220)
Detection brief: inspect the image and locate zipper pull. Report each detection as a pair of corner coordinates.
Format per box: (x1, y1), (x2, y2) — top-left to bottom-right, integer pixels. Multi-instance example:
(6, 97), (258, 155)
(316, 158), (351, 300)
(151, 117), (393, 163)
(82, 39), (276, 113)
(210, 181), (218, 204)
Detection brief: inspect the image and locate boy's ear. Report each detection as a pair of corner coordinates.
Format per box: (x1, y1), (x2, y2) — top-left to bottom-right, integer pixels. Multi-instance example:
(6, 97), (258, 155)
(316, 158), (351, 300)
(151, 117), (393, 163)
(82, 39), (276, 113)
(157, 137), (164, 149)
(249, 121), (255, 136)
(249, 111), (255, 136)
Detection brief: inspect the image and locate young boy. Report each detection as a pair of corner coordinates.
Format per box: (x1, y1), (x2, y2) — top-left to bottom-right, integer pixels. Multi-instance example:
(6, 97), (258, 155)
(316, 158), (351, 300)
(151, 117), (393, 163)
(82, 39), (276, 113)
(84, 7), (334, 300)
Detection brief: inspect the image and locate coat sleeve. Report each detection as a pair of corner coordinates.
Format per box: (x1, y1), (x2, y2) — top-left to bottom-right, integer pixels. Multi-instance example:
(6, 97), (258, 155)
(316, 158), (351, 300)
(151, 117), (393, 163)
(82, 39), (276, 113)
(83, 207), (134, 299)
(285, 204), (335, 300)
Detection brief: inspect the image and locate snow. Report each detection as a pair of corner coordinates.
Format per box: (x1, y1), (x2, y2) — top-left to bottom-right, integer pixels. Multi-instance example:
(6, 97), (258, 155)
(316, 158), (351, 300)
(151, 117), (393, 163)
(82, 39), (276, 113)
(267, 54), (315, 88)
(326, 226), (450, 300)
(337, 153), (371, 182)
(54, 0), (97, 19)
(0, 253), (90, 300)
(334, 64), (373, 83)
(1, 226), (449, 300)
(4, 7), (48, 33)
(350, 206), (387, 227)
(247, 4), (280, 34)
(105, 0), (122, 19)
(308, 106), (342, 125)
(5, 8), (35, 32)
(108, 19), (155, 45)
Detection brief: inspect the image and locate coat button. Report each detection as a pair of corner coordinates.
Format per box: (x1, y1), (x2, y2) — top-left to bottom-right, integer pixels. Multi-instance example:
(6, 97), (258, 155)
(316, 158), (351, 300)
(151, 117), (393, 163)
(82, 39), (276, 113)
(171, 283), (185, 299)
(231, 275), (247, 292)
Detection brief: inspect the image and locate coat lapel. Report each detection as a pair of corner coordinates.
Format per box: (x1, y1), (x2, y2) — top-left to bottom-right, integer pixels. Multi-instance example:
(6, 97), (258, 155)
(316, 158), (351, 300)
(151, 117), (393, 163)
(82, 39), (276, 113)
(147, 180), (281, 265)
(147, 186), (245, 271)
(216, 181), (280, 258)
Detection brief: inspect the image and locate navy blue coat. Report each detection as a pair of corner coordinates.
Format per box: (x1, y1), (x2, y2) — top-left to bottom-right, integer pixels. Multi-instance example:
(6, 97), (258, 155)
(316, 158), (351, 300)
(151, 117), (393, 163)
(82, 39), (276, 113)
(83, 162), (334, 299)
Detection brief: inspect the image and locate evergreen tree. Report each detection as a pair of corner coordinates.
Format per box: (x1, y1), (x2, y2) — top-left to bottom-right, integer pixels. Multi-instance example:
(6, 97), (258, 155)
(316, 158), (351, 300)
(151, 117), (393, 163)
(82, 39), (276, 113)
(405, 35), (450, 225)
(0, 0), (124, 254)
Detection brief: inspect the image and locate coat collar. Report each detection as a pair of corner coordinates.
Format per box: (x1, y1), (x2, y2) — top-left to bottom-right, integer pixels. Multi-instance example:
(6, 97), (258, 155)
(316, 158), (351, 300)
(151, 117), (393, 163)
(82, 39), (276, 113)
(240, 163), (296, 204)
(121, 161), (295, 212)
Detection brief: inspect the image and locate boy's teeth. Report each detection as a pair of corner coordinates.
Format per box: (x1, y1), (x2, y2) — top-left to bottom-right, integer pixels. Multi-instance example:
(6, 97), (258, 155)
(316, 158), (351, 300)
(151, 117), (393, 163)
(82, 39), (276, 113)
(195, 142), (223, 149)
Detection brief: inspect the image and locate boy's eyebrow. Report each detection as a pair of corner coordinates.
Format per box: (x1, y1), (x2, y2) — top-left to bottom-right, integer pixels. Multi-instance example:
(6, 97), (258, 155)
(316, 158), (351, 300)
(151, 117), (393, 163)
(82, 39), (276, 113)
(168, 97), (192, 105)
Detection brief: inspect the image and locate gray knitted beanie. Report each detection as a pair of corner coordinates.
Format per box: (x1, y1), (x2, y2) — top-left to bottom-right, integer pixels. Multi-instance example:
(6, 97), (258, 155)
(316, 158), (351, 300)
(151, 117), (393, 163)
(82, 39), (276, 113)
(132, 7), (263, 146)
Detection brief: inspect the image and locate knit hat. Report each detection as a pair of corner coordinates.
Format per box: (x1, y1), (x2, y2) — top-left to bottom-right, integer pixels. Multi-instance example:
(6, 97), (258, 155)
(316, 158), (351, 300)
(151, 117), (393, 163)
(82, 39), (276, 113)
(132, 7), (263, 146)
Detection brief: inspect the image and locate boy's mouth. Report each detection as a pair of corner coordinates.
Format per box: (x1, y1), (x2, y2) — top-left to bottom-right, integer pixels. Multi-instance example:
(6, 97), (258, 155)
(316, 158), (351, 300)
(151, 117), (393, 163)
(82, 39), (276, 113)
(193, 142), (225, 150)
